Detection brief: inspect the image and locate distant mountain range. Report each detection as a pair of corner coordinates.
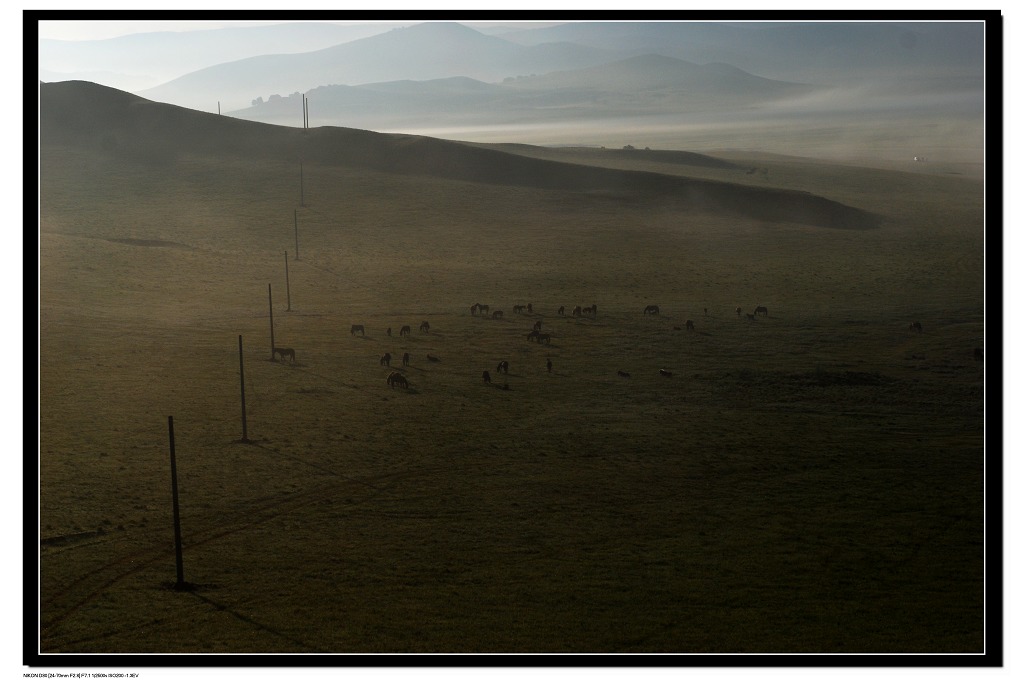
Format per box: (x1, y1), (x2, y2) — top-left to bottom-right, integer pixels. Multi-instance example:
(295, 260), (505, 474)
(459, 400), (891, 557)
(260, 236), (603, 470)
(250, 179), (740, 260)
(36, 20), (986, 158)
(229, 53), (819, 131)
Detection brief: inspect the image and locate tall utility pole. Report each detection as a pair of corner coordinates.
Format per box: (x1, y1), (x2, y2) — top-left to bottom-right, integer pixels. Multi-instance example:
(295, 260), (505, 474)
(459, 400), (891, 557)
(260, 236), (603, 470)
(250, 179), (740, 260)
(285, 251), (292, 311)
(168, 416), (186, 589)
(294, 209), (299, 260)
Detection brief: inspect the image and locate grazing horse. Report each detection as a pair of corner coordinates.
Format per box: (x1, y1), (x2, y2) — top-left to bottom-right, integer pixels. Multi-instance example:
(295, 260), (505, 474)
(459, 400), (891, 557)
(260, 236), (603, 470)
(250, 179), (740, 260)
(513, 304), (526, 314)
(909, 321), (923, 333)
(974, 347), (983, 361)
(644, 305), (660, 316)
(483, 370), (492, 383)
(582, 306), (594, 316)
(492, 310), (504, 319)
(754, 305), (768, 317)
(402, 352), (410, 366)
(527, 303), (534, 313)
(746, 313), (756, 321)
(471, 303), (480, 316)
(380, 352), (392, 367)
(659, 369), (673, 377)
(351, 324), (365, 336)
(497, 360), (509, 374)
(479, 304), (490, 315)
(685, 319), (695, 331)
(273, 347), (296, 363)
(617, 370), (631, 378)
(533, 320), (543, 331)
(527, 330), (541, 342)
(420, 321), (430, 333)
(537, 333), (551, 344)
(427, 354), (440, 362)
(400, 325), (411, 337)
(558, 306), (565, 316)
(736, 307), (742, 317)
(387, 371), (409, 389)
(572, 305), (582, 317)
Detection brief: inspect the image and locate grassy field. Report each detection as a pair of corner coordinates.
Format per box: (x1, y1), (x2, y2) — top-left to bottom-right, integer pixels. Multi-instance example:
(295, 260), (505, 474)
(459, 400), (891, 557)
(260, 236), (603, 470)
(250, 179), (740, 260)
(37, 84), (986, 655)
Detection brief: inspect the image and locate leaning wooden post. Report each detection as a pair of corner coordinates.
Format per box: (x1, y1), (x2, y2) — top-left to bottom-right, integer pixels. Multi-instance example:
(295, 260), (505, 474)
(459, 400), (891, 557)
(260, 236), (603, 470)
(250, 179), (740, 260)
(238, 335), (249, 442)
(285, 251), (292, 312)
(268, 283), (275, 358)
(300, 160), (305, 207)
(168, 416), (186, 589)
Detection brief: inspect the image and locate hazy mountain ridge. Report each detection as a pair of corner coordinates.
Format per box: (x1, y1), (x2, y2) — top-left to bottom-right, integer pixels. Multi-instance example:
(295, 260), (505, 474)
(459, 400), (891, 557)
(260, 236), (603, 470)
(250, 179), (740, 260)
(135, 22), (625, 113)
(230, 53), (819, 131)
(38, 22), (407, 94)
(39, 80), (879, 230)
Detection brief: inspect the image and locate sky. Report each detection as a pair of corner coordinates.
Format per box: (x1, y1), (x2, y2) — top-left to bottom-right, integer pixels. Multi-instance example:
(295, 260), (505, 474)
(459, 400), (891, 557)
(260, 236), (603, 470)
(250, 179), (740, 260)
(15, 3), (1021, 685)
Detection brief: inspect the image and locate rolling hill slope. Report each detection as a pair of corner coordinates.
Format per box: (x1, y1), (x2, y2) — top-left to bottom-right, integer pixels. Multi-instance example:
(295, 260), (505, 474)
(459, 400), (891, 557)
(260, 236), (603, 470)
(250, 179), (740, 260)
(39, 80), (879, 230)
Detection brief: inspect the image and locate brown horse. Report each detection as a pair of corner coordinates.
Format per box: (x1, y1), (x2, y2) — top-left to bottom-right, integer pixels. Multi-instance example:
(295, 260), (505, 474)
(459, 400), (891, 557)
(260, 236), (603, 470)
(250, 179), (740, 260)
(644, 305), (660, 316)
(558, 306), (565, 316)
(479, 304), (490, 315)
(527, 330), (541, 341)
(537, 333), (551, 344)
(380, 352), (392, 367)
(659, 369), (673, 377)
(497, 360), (509, 374)
(402, 352), (410, 366)
(420, 321), (430, 333)
(533, 320), (543, 331)
(483, 370), (492, 383)
(572, 305), (582, 317)
(400, 325), (411, 337)
(513, 304), (526, 314)
(492, 310), (504, 319)
(387, 371), (409, 389)
(754, 305), (768, 317)
(685, 319), (695, 331)
(909, 321), (923, 333)
(746, 313), (756, 321)
(273, 347), (296, 363)
(736, 307), (742, 317)
(351, 324), (365, 336)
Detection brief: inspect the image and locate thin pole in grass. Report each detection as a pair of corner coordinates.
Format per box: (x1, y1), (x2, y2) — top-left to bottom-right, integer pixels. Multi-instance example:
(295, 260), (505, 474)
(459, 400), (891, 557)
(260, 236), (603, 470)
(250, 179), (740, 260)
(238, 335), (249, 443)
(268, 283), (275, 359)
(285, 251), (292, 311)
(294, 209), (299, 260)
(300, 160), (305, 207)
(167, 415), (187, 590)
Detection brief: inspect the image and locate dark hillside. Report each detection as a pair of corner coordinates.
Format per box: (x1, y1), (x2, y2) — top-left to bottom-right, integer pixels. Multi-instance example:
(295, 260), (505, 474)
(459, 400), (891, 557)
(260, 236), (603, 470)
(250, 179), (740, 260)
(39, 81), (879, 230)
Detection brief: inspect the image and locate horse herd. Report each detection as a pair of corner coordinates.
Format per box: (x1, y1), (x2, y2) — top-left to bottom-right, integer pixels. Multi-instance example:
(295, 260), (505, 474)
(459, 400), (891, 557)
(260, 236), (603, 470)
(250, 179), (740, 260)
(272, 303), (978, 391)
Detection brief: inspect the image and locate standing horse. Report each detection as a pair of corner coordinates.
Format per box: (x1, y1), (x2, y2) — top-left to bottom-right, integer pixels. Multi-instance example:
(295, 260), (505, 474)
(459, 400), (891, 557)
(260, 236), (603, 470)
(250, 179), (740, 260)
(527, 303), (534, 313)
(685, 320), (695, 331)
(754, 305), (768, 317)
(420, 321), (430, 333)
(736, 307), (742, 317)
(492, 310), (504, 319)
(273, 347), (296, 363)
(533, 320), (543, 331)
(402, 352), (410, 366)
(572, 305), (582, 317)
(527, 330), (541, 342)
(387, 371), (409, 389)
(909, 321), (923, 333)
(537, 333), (551, 344)
(513, 305), (526, 314)
(644, 305), (660, 316)
(400, 325), (411, 336)
(483, 370), (492, 383)
(497, 360), (509, 374)
(380, 352), (392, 367)
(351, 324), (365, 336)
(479, 304), (490, 315)
(471, 303), (480, 316)
(558, 306), (565, 316)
